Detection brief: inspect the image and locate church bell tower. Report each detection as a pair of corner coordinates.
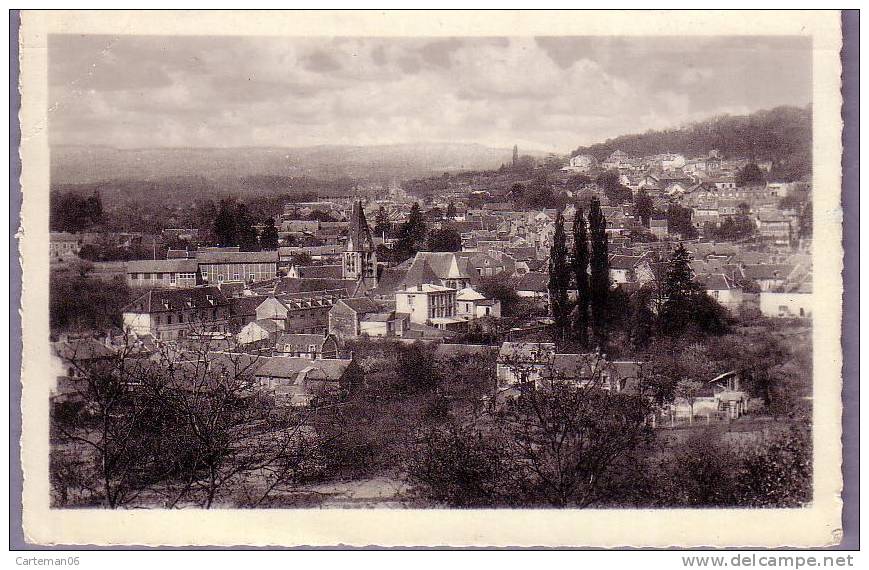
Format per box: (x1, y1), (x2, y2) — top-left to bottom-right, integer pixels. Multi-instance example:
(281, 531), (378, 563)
(343, 200), (378, 288)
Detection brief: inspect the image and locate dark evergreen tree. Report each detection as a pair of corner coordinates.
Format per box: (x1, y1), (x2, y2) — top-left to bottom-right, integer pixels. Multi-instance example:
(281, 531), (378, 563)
(426, 227), (462, 252)
(446, 201), (457, 219)
(571, 208), (590, 348)
(396, 202), (428, 259)
(374, 206), (391, 238)
(235, 203), (259, 251)
(634, 189), (653, 228)
(659, 243), (697, 336)
(629, 287), (656, 349)
(213, 198), (238, 247)
(737, 163), (766, 186)
(259, 217), (280, 250)
(548, 211), (571, 346)
(587, 197), (609, 348)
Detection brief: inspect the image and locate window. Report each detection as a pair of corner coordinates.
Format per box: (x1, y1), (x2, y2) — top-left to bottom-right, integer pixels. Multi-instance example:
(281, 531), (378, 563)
(168, 315), (173, 325)
(157, 273), (164, 280)
(170, 273), (177, 284)
(130, 272), (139, 280)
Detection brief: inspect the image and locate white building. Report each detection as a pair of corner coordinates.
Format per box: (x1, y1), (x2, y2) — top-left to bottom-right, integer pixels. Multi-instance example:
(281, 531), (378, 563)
(562, 154), (597, 173)
(456, 287), (502, 319)
(759, 288), (812, 318)
(395, 283), (458, 324)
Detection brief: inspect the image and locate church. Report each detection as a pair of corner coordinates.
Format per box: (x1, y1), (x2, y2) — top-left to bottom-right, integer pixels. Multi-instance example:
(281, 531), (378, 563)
(342, 200), (378, 288)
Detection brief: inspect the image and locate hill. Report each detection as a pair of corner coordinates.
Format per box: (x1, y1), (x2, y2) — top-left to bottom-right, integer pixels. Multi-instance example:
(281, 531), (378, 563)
(50, 142), (541, 186)
(571, 106), (812, 181)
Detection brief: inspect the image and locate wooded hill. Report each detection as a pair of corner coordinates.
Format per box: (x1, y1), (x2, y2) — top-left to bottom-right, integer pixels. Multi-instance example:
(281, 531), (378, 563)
(571, 106), (812, 182)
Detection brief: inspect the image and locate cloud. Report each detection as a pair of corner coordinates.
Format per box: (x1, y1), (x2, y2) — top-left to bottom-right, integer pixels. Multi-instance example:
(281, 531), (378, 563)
(48, 35), (812, 152)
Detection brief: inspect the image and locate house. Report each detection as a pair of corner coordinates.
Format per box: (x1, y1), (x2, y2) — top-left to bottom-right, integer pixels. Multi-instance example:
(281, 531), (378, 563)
(601, 150), (629, 170)
(255, 293), (338, 334)
(395, 283), (458, 325)
(456, 251), (512, 279)
(608, 255), (655, 285)
(563, 154), (597, 173)
(195, 249), (278, 284)
(456, 287), (502, 319)
(126, 258), (201, 288)
(495, 342), (556, 390)
(122, 286), (231, 341)
(698, 274), (744, 311)
(252, 357), (353, 407)
(668, 370), (750, 420)
(49, 232), (81, 260)
(51, 338), (117, 400)
(228, 295), (268, 330)
(514, 272), (549, 299)
(649, 218), (669, 239)
(759, 283), (812, 318)
(329, 298), (398, 340)
(664, 180), (691, 197)
(236, 319), (283, 345)
(275, 333), (339, 359)
(742, 264), (794, 291)
(398, 251), (477, 290)
(278, 245), (344, 265)
(756, 212), (792, 244)
(495, 342), (639, 398)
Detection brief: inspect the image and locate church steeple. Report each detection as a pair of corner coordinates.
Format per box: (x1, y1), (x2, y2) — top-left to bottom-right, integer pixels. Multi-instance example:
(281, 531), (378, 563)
(343, 200), (378, 287)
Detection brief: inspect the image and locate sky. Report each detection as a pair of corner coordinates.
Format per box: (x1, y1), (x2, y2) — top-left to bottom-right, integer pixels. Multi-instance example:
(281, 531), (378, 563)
(48, 35), (812, 153)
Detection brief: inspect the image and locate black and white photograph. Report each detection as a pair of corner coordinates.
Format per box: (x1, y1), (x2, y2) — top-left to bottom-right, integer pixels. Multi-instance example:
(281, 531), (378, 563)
(16, 10), (847, 548)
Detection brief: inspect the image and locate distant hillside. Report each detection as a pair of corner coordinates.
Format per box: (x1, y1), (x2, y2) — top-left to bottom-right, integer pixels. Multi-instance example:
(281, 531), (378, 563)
(50, 143), (539, 186)
(571, 106), (812, 181)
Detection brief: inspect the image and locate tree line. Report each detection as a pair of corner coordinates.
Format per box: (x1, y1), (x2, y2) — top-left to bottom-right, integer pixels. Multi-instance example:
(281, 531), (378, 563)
(547, 200), (729, 353)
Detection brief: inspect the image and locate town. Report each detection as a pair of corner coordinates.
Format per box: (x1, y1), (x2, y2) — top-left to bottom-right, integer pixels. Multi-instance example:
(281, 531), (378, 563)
(49, 124), (813, 509)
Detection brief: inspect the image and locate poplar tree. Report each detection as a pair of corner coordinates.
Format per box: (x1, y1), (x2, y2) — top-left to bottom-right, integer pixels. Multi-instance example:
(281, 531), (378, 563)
(548, 211), (570, 346)
(571, 208), (590, 348)
(588, 197), (610, 348)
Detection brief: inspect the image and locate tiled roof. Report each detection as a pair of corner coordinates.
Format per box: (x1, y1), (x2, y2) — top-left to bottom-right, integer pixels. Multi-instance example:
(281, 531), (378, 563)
(742, 264), (794, 281)
(123, 286), (229, 314)
(295, 265), (343, 279)
(230, 295), (268, 317)
(53, 338), (115, 361)
(195, 250), (279, 264)
(609, 254), (646, 270)
(275, 277), (356, 297)
(514, 272), (549, 292)
(127, 258), (199, 273)
(699, 273), (736, 291)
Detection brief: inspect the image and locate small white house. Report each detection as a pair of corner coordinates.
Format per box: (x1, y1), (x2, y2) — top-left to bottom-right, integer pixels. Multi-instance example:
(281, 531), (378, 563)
(237, 319), (283, 345)
(759, 290), (812, 318)
(456, 287), (502, 319)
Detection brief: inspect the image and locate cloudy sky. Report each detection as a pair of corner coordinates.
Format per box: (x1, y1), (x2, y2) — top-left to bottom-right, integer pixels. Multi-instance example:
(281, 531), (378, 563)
(48, 35), (811, 153)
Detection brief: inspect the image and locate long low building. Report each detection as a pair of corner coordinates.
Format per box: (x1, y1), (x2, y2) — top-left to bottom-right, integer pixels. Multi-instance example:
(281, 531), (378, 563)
(127, 258), (201, 288)
(126, 249), (279, 288)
